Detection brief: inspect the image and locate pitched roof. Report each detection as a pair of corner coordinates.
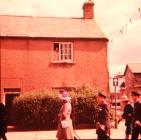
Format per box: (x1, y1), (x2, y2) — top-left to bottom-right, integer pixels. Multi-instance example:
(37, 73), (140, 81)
(0, 15), (108, 40)
(124, 63), (141, 75)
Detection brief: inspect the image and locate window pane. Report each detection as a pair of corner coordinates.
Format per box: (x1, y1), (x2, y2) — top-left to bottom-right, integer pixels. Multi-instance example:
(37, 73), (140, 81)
(60, 44), (63, 50)
(69, 55), (71, 59)
(61, 54), (63, 60)
(69, 49), (71, 54)
(54, 43), (59, 50)
(65, 48), (67, 54)
(61, 49), (63, 55)
(53, 43), (59, 61)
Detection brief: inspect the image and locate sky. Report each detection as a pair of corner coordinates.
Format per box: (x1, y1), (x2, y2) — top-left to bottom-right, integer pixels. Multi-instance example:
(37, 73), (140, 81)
(0, 0), (141, 77)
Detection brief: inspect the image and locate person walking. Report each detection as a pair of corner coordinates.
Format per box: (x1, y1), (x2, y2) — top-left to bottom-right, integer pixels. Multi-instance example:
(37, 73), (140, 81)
(95, 92), (110, 139)
(131, 91), (141, 140)
(0, 102), (8, 140)
(118, 95), (133, 139)
(56, 90), (74, 140)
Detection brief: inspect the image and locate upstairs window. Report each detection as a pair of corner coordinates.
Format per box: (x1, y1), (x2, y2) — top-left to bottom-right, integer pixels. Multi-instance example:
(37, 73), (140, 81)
(52, 42), (73, 63)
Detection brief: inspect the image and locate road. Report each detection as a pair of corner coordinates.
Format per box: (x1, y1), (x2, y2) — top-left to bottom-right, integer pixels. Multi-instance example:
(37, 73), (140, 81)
(6, 122), (129, 140)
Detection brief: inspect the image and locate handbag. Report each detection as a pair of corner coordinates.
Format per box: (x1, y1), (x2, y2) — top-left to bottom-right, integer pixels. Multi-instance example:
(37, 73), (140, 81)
(61, 120), (69, 128)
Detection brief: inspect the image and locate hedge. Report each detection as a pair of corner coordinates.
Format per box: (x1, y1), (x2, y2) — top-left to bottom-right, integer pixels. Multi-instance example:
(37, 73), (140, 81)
(70, 85), (98, 128)
(13, 90), (60, 130)
(13, 85), (99, 130)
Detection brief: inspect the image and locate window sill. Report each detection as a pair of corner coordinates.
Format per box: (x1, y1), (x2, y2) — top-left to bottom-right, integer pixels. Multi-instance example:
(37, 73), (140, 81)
(52, 61), (76, 64)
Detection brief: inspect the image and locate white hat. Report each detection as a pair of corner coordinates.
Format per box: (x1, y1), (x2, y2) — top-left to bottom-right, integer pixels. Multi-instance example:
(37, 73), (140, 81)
(121, 95), (129, 102)
(59, 91), (71, 100)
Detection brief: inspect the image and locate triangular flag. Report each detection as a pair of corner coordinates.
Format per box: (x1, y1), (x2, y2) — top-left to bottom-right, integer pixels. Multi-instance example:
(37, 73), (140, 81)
(130, 18), (132, 24)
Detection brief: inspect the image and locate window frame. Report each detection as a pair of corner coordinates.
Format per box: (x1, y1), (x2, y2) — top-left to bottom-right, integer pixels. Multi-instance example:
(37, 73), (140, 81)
(52, 42), (74, 63)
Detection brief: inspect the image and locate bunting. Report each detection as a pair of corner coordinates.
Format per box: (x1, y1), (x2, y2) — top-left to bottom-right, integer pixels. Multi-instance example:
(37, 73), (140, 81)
(108, 7), (141, 45)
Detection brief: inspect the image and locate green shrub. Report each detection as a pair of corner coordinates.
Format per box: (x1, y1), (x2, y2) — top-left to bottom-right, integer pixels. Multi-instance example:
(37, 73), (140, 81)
(13, 90), (61, 130)
(70, 85), (98, 127)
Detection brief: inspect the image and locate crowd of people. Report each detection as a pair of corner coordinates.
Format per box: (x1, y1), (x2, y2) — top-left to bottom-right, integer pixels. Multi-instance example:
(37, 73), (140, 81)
(0, 90), (141, 140)
(56, 90), (141, 140)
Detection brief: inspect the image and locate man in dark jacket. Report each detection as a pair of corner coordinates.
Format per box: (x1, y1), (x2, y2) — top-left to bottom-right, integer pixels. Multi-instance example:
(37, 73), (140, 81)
(118, 95), (133, 139)
(95, 92), (110, 139)
(0, 102), (8, 140)
(131, 91), (141, 140)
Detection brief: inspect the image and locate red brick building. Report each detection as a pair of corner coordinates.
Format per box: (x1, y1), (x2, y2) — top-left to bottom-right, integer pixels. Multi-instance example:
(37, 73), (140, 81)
(0, 1), (109, 104)
(124, 63), (141, 96)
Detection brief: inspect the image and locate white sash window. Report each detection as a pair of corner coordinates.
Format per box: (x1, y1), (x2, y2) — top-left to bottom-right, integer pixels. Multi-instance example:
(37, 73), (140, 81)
(52, 42), (73, 63)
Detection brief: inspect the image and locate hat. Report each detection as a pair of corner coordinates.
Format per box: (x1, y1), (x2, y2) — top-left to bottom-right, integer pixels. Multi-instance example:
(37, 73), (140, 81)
(121, 95), (129, 102)
(59, 89), (66, 93)
(131, 91), (140, 96)
(59, 90), (71, 100)
(98, 92), (106, 98)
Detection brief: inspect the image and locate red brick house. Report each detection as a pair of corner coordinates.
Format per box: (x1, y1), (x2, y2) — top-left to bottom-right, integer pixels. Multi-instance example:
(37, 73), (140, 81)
(124, 63), (141, 96)
(0, 0), (109, 105)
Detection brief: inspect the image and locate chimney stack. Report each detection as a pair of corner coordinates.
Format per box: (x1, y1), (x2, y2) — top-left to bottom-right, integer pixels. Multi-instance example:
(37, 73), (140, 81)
(82, 0), (94, 19)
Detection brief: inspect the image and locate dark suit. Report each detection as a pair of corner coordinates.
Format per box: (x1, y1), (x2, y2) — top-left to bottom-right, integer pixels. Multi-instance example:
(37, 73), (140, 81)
(131, 101), (141, 139)
(0, 103), (8, 140)
(122, 103), (133, 135)
(95, 102), (110, 139)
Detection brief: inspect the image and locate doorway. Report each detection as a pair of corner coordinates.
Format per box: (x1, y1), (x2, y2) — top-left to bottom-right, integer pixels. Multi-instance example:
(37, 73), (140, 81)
(4, 88), (20, 125)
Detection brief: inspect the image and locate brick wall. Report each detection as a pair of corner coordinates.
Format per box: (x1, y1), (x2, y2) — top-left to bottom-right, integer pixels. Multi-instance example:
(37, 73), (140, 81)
(1, 37), (109, 95)
(124, 68), (134, 95)
(125, 68), (141, 96)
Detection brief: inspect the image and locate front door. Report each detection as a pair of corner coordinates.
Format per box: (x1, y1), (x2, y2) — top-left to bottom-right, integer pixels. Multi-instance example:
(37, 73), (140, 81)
(5, 94), (20, 125)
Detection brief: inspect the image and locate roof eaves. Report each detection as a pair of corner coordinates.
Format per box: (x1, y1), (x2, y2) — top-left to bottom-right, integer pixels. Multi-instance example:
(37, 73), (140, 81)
(0, 35), (109, 41)
(124, 65), (128, 76)
(134, 72), (141, 74)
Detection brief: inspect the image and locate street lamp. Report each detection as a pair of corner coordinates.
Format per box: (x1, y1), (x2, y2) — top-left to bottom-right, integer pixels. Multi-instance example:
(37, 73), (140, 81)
(113, 77), (118, 129)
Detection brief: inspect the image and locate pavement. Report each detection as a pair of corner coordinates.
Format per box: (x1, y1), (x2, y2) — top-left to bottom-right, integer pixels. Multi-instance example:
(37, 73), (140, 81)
(5, 122), (127, 140)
